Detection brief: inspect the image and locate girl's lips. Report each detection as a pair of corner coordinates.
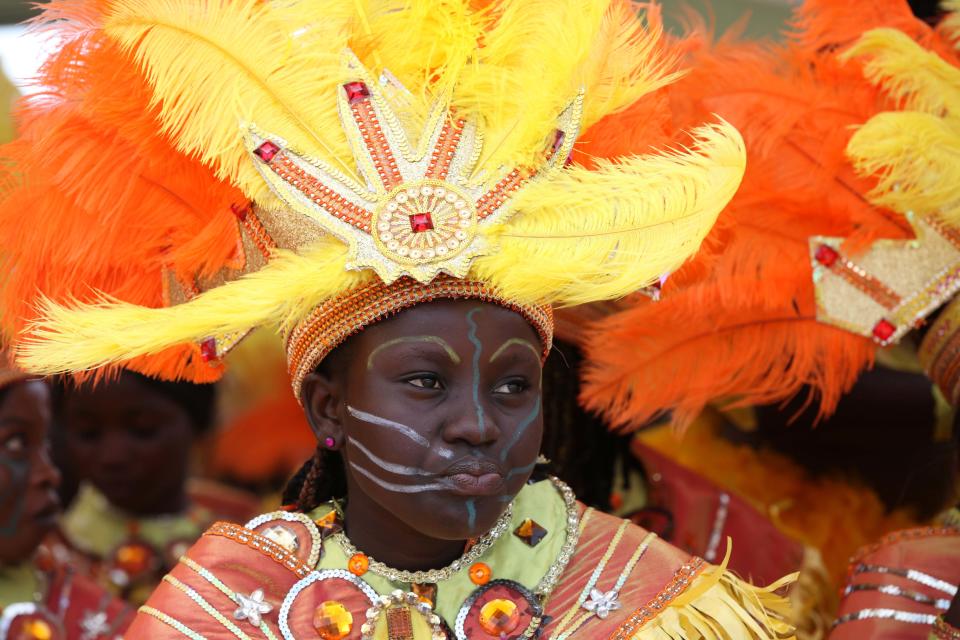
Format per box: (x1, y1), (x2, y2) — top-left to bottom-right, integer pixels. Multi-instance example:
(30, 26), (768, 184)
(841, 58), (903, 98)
(445, 472), (505, 496)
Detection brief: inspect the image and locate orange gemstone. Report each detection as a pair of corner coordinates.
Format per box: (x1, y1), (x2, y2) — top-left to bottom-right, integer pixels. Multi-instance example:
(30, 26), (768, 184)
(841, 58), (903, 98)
(348, 553), (369, 576)
(478, 598), (520, 636)
(115, 543), (152, 573)
(313, 601), (353, 640)
(469, 562), (492, 585)
(17, 619), (53, 640)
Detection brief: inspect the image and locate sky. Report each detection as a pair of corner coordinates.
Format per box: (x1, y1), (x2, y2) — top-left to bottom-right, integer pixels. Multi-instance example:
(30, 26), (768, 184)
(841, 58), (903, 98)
(0, 24), (57, 92)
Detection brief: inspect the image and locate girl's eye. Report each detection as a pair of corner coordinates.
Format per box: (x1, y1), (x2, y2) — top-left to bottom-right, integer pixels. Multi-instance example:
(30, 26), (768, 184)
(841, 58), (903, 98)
(408, 375), (443, 390)
(2, 434), (26, 454)
(493, 380), (527, 395)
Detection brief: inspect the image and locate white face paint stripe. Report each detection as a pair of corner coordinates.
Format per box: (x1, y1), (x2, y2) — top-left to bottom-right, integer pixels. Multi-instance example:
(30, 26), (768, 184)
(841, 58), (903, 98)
(347, 406), (430, 448)
(350, 463), (449, 494)
(347, 436), (432, 477)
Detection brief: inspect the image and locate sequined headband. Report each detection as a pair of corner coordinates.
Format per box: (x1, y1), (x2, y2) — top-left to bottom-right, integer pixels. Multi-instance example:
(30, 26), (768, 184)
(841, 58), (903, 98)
(286, 277), (553, 399)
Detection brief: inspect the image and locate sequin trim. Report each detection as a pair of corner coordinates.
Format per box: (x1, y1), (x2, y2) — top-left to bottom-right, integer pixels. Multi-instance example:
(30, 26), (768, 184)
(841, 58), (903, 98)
(163, 575), (253, 639)
(178, 556), (281, 640)
(139, 606), (206, 640)
(278, 569), (378, 640)
(286, 276), (553, 397)
(453, 579), (543, 640)
(610, 558), (707, 639)
(206, 522), (311, 578)
(245, 511), (323, 569)
(426, 119), (465, 180)
(832, 608), (938, 627)
(270, 153), (372, 232)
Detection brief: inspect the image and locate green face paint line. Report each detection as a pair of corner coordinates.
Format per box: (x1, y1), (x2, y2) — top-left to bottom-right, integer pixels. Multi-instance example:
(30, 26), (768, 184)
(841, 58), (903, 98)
(366, 335), (462, 371)
(489, 338), (540, 364)
(505, 460), (537, 481)
(499, 400), (541, 463)
(465, 307), (486, 439)
(0, 457), (29, 537)
(466, 498), (477, 531)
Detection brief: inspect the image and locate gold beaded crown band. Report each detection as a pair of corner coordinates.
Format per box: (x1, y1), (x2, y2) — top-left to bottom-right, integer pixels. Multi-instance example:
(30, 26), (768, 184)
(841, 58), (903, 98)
(3, 0), (746, 393)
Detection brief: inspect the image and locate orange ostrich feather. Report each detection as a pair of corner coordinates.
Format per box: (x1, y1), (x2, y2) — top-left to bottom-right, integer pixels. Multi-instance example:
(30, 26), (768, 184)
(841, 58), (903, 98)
(579, 1), (944, 430)
(0, 1), (247, 381)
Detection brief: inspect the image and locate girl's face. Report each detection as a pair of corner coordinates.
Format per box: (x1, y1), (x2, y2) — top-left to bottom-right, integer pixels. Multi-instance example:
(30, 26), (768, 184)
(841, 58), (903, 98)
(304, 300), (544, 540)
(60, 373), (194, 515)
(0, 380), (59, 565)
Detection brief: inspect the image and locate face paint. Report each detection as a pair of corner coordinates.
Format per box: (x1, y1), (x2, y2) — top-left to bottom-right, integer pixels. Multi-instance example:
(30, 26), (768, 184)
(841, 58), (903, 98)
(347, 405), (431, 448)
(346, 406), (456, 459)
(504, 460), (537, 481)
(499, 399), (541, 463)
(350, 463), (449, 494)
(347, 437), (431, 477)
(0, 456), (29, 537)
(366, 336), (461, 371)
(489, 338), (540, 364)
(465, 498), (477, 531)
(465, 307), (486, 438)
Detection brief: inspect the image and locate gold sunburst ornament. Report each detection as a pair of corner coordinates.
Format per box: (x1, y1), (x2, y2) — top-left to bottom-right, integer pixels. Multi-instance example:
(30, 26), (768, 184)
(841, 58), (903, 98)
(247, 55), (582, 284)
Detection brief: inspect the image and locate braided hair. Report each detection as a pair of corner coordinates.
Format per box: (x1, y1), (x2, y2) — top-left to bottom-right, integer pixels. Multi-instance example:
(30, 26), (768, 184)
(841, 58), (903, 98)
(281, 445), (348, 511)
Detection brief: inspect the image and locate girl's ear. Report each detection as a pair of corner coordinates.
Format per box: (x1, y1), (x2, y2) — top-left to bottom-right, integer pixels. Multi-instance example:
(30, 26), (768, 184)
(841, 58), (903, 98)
(301, 371), (345, 450)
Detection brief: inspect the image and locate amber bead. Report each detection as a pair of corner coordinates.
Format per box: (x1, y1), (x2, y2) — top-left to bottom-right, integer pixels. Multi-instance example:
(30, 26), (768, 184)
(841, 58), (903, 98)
(478, 598), (520, 636)
(348, 552), (369, 576)
(469, 562), (492, 585)
(115, 542), (153, 574)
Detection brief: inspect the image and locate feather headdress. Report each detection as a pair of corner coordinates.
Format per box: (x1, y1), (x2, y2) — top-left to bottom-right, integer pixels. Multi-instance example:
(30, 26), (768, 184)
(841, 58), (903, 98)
(581, 0), (960, 429)
(1, 0), (744, 387)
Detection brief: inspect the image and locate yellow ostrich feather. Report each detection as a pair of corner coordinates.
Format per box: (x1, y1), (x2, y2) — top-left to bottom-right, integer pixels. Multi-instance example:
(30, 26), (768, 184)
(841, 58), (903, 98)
(104, 0), (355, 202)
(13, 0), (737, 377)
(844, 28), (960, 224)
(847, 111), (960, 221)
(474, 121), (746, 306)
(941, 1), (960, 44)
(841, 28), (960, 116)
(17, 239), (368, 375)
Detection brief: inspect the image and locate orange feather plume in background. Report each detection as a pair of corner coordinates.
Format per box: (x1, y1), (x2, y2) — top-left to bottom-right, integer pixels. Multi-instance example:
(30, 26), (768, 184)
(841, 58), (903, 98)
(579, 0), (953, 430)
(0, 1), (247, 381)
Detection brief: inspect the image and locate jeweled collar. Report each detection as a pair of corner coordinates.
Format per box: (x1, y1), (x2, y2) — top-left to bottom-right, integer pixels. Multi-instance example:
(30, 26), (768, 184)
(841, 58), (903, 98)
(251, 477), (579, 637)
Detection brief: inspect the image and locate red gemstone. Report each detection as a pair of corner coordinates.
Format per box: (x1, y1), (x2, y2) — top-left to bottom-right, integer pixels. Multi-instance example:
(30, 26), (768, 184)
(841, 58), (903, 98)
(409, 212), (434, 233)
(230, 203), (249, 221)
(814, 244), (839, 267)
(872, 319), (896, 342)
(343, 81), (370, 104)
(200, 338), (218, 362)
(254, 141), (280, 163)
(551, 130), (565, 155)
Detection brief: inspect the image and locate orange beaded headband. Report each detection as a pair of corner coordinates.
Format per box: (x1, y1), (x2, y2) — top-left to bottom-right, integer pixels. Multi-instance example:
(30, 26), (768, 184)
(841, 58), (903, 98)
(285, 277), (554, 399)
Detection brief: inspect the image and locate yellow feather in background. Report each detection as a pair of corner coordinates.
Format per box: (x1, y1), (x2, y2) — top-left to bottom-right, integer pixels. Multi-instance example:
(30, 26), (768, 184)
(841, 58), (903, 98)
(842, 28), (960, 116)
(940, 1), (960, 45)
(847, 111), (960, 222)
(17, 238), (368, 375)
(473, 121), (746, 306)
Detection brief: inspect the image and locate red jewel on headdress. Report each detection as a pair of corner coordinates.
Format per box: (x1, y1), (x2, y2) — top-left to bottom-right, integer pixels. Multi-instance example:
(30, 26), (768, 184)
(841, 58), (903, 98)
(343, 82), (370, 104)
(200, 337), (218, 362)
(409, 212), (434, 233)
(872, 319), (896, 342)
(814, 244), (839, 267)
(254, 141), (281, 163)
